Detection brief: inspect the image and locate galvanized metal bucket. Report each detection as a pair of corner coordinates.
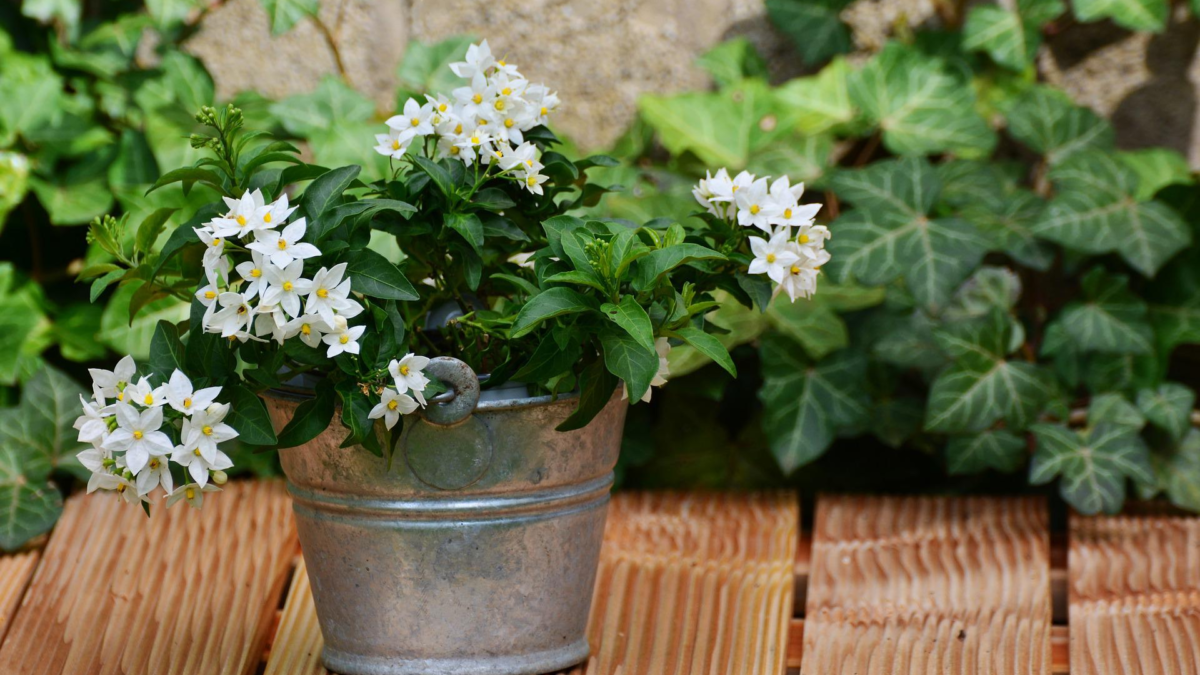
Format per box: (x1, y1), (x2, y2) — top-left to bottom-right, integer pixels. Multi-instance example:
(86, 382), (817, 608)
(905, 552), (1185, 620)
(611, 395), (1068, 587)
(265, 357), (626, 675)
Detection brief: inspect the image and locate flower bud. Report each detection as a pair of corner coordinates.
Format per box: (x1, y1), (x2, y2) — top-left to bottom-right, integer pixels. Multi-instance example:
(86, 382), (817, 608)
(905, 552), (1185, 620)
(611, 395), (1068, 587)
(333, 315), (349, 332)
(212, 470), (228, 485)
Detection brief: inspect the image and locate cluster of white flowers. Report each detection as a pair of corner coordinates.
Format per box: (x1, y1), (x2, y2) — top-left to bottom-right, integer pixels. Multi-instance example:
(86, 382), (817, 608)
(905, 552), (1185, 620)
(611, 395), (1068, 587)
(367, 353), (432, 429)
(373, 40), (559, 196)
(74, 357), (234, 509)
(693, 170), (830, 302)
(194, 189), (367, 356)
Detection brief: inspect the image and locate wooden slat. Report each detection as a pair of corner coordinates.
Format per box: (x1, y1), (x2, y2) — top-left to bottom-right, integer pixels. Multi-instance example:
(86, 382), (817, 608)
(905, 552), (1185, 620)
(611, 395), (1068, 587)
(266, 491), (798, 675)
(1068, 514), (1200, 675)
(801, 495), (1052, 674)
(0, 550), (40, 647)
(0, 480), (298, 675)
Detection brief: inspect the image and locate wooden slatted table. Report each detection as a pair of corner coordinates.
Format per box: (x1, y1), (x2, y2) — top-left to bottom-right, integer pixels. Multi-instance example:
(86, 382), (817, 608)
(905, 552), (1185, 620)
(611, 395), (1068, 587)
(0, 482), (1195, 674)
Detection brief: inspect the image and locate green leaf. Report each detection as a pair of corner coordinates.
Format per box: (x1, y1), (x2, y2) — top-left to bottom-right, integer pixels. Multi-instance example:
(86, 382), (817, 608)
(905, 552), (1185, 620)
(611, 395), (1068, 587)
(1003, 86), (1114, 165)
(946, 430), (1027, 475)
(344, 248), (419, 301)
(395, 36), (476, 99)
(632, 244), (726, 291)
(147, 167), (225, 196)
(108, 129), (160, 187)
(1072, 0), (1167, 32)
(259, 0), (319, 34)
(1052, 267), (1154, 354)
(29, 175), (114, 226)
(511, 287), (599, 338)
(135, 207), (177, 256)
(0, 270), (47, 385)
(276, 380), (336, 448)
(1161, 430), (1200, 512)
(99, 282), (189, 361)
(1148, 246), (1200, 351)
(962, 0), (1063, 71)
(639, 79), (783, 169)
(766, 299), (848, 360)
(826, 158), (989, 311)
(148, 320), (185, 382)
(759, 337), (869, 473)
(0, 53), (63, 137)
(0, 441), (63, 551)
(600, 296), (655, 352)
(1136, 383), (1195, 440)
(765, 0), (852, 66)
(673, 327), (736, 378)
(695, 37), (768, 87)
(0, 152), (31, 230)
(599, 328), (660, 403)
(335, 381), (382, 455)
(1089, 393), (1146, 429)
(556, 356), (619, 432)
(302, 165), (361, 222)
(1030, 422), (1154, 515)
(0, 363), (90, 481)
(1119, 148), (1193, 200)
(21, 0), (82, 35)
(960, 190), (1055, 271)
(490, 273), (541, 297)
(1034, 150), (1190, 276)
(445, 212), (484, 256)
(513, 332), (582, 383)
(161, 51), (214, 113)
(774, 58), (857, 135)
(222, 385), (279, 446)
(270, 76), (375, 137)
(848, 43), (996, 157)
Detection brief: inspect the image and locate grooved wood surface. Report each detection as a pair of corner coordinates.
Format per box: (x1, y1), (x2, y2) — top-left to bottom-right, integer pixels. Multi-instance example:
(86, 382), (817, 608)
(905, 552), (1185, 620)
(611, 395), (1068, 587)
(1069, 514), (1200, 675)
(0, 480), (298, 675)
(0, 550), (39, 645)
(802, 495), (1052, 675)
(264, 491), (799, 675)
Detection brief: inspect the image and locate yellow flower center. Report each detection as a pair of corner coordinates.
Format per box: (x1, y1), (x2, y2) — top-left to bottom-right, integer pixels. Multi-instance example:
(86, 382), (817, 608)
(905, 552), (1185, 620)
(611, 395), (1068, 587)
(282, 281), (293, 292)
(316, 288), (329, 298)
(339, 335), (350, 344)
(186, 487), (195, 500)
(202, 425), (213, 436)
(143, 394), (154, 405)
(250, 268), (262, 278)
(277, 239), (288, 250)
(204, 290), (216, 299)
(501, 87), (512, 96)
(504, 118), (514, 128)
(117, 483), (126, 493)
(211, 237), (222, 247)
(494, 149), (503, 157)
(193, 448), (201, 456)
(183, 397), (192, 408)
(732, 185), (739, 192)
(766, 253), (776, 263)
(472, 93), (482, 104)
(263, 212), (272, 223)
(494, 100), (506, 111)
(236, 306), (247, 315)
(540, 106), (548, 116)
(410, 117), (420, 127)
(400, 365), (410, 376)
(450, 146), (461, 155)
(790, 265), (801, 275)
(133, 430), (143, 440)
(392, 139), (401, 150)
(799, 234), (810, 244)
(387, 400), (399, 411)
(438, 103), (448, 112)
(498, 59), (506, 66)
(784, 208), (793, 219)
(149, 458), (159, 469)
(750, 204), (760, 215)
(117, 392), (124, 401)
(471, 135), (481, 145)
(454, 123), (463, 134)
(300, 324), (311, 335)
(526, 176), (537, 186)
(236, 215), (247, 226)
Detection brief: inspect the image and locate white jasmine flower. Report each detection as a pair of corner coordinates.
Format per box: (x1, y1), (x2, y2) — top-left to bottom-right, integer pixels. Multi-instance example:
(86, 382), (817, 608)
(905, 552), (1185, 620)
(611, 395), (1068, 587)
(454, 124), (492, 166)
(748, 230), (803, 284)
(254, 303), (290, 342)
(166, 369), (221, 416)
(234, 251), (270, 301)
(283, 314), (329, 349)
(165, 483), (221, 510)
(734, 177), (778, 232)
(195, 227), (226, 268)
(387, 97), (435, 142)
(435, 132), (467, 161)
(775, 249), (830, 302)
(74, 394), (112, 445)
(208, 292), (254, 337)
(181, 402), (238, 464)
(323, 324), (365, 358)
(374, 127), (411, 159)
(794, 222), (831, 254)
(304, 263), (353, 325)
(517, 167), (549, 195)
(96, 473), (145, 504)
(389, 353), (431, 403)
(622, 338), (671, 403)
(426, 93), (456, 125)
(261, 260), (310, 318)
(524, 84), (559, 127)
(368, 388), (419, 430)
(210, 189), (266, 238)
(89, 355), (137, 401)
(767, 177), (822, 229)
(203, 253), (232, 289)
(247, 218), (320, 268)
(103, 402), (172, 475)
(136, 454), (174, 496)
(449, 39), (496, 79)
(77, 445), (110, 475)
(171, 443), (233, 488)
(453, 72), (493, 122)
(258, 193), (296, 230)
(126, 376), (168, 408)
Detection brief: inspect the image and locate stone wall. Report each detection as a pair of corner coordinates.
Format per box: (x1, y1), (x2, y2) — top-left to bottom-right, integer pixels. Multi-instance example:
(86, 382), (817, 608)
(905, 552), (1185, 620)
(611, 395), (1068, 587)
(186, 0), (1200, 162)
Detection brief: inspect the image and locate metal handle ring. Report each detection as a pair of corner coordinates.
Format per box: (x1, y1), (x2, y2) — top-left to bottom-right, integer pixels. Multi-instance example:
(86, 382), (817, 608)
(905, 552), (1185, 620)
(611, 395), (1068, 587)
(420, 357), (482, 426)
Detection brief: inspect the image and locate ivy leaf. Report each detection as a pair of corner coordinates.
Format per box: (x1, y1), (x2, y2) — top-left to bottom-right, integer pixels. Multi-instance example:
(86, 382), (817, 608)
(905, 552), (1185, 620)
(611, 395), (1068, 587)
(1030, 422), (1155, 515)
(1035, 150), (1190, 276)
(600, 296), (655, 352)
(1119, 148), (1193, 200)
(1003, 86), (1114, 165)
(638, 79), (782, 169)
(395, 36), (476, 99)
(765, 0), (853, 66)
(963, 0), (1064, 70)
(1148, 246), (1200, 351)
(946, 429), (1027, 475)
(1072, 0), (1167, 32)
(848, 43), (996, 157)
(1136, 382), (1195, 440)
(694, 37), (768, 87)
(1051, 267), (1154, 354)
(0, 439), (63, 552)
(960, 190), (1055, 271)
(258, 0), (319, 35)
(270, 77), (375, 137)
(511, 287), (599, 338)
(1088, 393), (1146, 429)
(774, 58), (858, 135)
(759, 336), (869, 473)
(766, 299), (848, 360)
(826, 158), (989, 311)
(1161, 430), (1200, 511)
(0, 363), (90, 481)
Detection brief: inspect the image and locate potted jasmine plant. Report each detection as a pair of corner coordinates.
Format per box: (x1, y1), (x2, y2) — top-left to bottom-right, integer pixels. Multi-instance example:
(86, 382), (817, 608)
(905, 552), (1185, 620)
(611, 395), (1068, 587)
(74, 41), (829, 675)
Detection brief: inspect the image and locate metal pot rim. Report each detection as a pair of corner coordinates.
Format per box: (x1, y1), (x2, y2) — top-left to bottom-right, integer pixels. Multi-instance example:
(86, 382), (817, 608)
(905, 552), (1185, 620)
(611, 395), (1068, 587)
(264, 384), (580, 413)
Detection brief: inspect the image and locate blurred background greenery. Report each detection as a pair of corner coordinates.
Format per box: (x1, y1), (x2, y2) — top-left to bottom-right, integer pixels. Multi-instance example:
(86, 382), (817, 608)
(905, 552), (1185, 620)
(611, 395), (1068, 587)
(3, 0), (1200, 547)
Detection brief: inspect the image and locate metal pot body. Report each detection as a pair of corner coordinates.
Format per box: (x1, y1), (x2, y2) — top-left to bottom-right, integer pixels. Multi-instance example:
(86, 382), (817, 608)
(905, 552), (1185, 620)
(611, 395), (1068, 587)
(266, 388), (625, 675)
